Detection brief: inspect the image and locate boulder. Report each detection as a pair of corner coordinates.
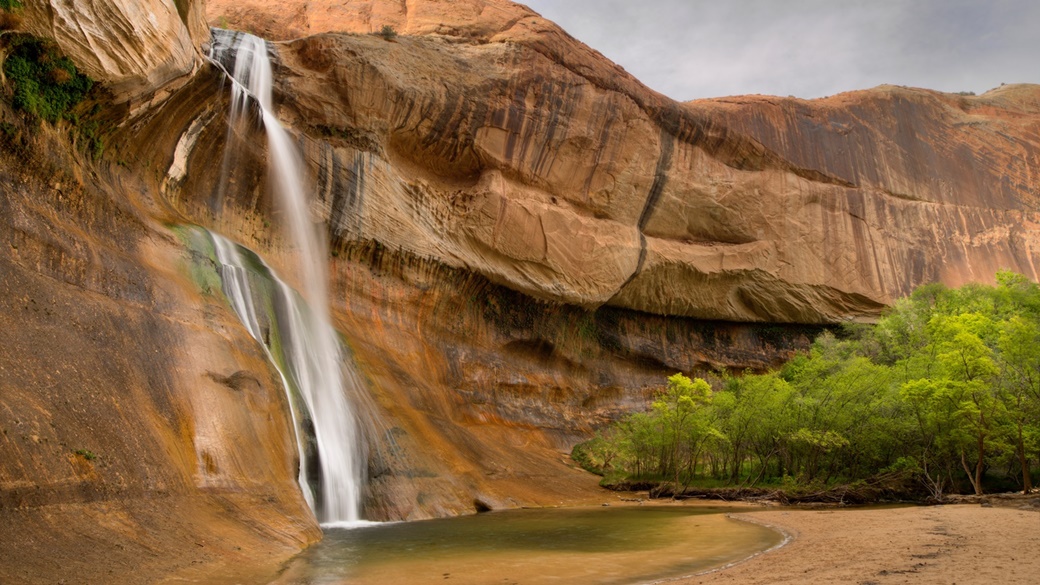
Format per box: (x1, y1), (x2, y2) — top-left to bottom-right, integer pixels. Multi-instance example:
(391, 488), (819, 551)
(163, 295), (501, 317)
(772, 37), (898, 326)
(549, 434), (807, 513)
(19, 0), (209, 102)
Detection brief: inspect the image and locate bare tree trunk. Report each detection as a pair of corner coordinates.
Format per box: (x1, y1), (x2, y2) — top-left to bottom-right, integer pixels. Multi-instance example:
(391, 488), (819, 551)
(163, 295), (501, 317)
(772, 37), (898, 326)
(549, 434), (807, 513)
(922, 456), (944, 500)
(746, 449), (776, 488)
(961, 449), (983, 496)
(1018, 421), (1033, 493)
(975, 423), (986, 495)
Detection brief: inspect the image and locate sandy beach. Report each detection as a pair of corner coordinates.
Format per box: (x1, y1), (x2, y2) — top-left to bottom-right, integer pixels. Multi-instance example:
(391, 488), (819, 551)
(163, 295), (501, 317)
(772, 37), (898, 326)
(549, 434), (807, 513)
(678, 500), (1040, 584)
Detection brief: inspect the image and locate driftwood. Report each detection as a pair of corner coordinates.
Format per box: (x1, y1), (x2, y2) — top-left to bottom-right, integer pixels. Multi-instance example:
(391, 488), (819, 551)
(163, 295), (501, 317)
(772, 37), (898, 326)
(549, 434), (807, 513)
(611, 471), (925, 505)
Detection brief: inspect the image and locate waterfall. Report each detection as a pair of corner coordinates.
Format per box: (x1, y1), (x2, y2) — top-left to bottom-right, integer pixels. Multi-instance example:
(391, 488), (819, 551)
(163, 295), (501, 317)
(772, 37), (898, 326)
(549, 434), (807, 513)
(209, 30), (365, 525)
(210, 233), (315, 513)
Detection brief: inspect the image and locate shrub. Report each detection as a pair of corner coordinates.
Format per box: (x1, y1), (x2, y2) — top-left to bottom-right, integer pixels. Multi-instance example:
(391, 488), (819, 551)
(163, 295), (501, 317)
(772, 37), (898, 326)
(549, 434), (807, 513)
(4, 35), (93, 124)
(0, 0), (22, 33)
(73, 448), (97, 461)
(377, 24), (397, 41)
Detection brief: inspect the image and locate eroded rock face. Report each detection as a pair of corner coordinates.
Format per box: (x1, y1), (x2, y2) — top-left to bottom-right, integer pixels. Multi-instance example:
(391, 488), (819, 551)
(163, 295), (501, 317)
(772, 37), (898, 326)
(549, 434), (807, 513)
(206, 0), (542, 42)
(108, 59), (816, 522)
(324, 242), (817, 520)
(155, 0), (1040, 516)
(201, 0), (1040, 325)
(0, 120), (319, 584)
(19, 0), (209, 102)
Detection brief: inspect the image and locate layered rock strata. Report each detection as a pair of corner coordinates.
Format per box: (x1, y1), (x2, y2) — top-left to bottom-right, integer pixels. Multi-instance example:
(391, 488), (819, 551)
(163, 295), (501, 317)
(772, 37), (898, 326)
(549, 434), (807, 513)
(19, 0), (209, 103)
(106, 57), (817, 522)
(205, 0), (1040, 324)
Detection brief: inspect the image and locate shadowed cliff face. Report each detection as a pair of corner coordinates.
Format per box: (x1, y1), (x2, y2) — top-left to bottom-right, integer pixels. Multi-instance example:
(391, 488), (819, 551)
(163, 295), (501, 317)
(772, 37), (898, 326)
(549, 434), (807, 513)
(325, 242), (815, 520)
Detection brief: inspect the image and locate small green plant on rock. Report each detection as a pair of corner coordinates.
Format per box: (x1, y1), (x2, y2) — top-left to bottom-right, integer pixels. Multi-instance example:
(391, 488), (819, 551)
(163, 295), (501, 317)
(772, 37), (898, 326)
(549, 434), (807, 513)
(73, 448), (97, 461)
(1, 34), (106, 159)
(74, 103), (104, 160)
(377, 24), (398, 41)
(4, 35), (93, 124)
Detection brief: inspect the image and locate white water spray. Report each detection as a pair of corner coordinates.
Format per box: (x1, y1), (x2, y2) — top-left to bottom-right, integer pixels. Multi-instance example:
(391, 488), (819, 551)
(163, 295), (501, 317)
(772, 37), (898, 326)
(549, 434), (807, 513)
(210, 30), (364, 524)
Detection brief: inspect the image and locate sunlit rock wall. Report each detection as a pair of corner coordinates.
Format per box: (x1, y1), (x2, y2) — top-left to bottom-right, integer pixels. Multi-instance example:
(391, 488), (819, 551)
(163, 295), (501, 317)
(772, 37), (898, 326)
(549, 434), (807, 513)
(20, 0), (209, 102)
(204, 0), (1040, 325)
(112, 59), (817, 521)
(0, 120), (319, 585)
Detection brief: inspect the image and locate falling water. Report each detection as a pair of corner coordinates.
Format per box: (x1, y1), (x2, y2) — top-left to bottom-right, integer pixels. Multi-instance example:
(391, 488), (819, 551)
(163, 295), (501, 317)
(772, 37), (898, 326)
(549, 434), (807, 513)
(209, 30), (364, 524)
(210, 233), (315, 513)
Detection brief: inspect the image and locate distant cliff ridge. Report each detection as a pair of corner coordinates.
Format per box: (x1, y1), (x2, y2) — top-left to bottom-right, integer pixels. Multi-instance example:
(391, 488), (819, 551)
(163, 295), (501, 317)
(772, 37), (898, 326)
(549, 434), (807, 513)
(1, 1), (1038, 583)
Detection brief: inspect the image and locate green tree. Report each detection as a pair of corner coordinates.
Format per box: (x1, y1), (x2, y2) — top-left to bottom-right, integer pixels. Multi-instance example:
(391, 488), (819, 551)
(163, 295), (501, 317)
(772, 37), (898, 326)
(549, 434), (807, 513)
(873, 283), (947, 373)
(898, 311), (1009, 495)
(573, 272), (1040, 499)
(621, 411), (661, 479)
(717, 371), (796, 486)
(998, 315), (1040, 491)
(901, 377), (964, 498)
(652, 373), (714, 490)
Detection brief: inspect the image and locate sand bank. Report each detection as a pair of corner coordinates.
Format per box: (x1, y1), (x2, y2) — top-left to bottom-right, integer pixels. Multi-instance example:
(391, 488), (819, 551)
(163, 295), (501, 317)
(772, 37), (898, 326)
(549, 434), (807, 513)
(679, 501), (1040, 584)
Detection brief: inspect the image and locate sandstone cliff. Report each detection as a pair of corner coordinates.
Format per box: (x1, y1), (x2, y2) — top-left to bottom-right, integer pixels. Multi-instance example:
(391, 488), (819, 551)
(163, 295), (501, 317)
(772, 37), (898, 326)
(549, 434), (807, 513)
(19, 0), (209, 103)
(1, 3), (320, 584)
(0, 116), (319, 584)
(3, 0), (1039, 583)
(192, 0), (1040, 520)
(206, 0), (1040, 325)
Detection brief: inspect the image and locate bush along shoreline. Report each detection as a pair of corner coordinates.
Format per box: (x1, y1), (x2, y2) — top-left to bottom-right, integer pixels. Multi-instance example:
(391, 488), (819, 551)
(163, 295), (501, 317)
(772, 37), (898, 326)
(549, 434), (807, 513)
(573, 272), (1040, 505)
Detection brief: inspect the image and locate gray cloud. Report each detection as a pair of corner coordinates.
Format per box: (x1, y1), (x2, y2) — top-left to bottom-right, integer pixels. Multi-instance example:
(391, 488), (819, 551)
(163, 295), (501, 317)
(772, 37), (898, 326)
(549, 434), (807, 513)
(522, 0), (1038, 100)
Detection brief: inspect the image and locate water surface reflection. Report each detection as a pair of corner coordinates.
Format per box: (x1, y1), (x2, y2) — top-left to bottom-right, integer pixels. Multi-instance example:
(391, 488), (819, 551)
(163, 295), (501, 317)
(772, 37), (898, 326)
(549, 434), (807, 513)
(273, 505), (782, 584)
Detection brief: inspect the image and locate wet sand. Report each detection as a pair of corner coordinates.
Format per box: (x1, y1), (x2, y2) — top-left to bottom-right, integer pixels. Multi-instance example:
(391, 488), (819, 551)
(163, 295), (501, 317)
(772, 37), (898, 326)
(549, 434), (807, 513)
(680, 502), (1040, 584)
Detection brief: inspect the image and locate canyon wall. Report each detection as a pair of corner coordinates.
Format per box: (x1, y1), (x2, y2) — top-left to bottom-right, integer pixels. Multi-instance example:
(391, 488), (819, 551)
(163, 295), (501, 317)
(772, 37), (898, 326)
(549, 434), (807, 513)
(18, 0), (209, 102)
(114, 56), (817, 523)
(150, 0), (1040, 523)
(2, 0), (1039, 582)
(207, 0), (1040, 325)
(0, 3), (319, 584)
(0, 115), (319, 584)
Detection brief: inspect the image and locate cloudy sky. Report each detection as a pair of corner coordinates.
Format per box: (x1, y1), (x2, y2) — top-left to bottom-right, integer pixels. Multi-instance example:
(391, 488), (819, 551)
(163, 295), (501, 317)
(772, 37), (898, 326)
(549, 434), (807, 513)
(521, 0), (1038, 100)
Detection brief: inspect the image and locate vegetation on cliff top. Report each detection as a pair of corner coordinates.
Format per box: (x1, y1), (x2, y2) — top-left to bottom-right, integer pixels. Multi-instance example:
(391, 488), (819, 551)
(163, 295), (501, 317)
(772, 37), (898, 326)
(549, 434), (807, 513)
(574, 272), (1040, 501)
(376, 24), (398, 41)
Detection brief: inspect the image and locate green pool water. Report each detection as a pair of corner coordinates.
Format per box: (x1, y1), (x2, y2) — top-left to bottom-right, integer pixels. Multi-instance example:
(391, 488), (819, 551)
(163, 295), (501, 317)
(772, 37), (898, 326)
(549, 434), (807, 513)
(270, 505), (783, 585)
